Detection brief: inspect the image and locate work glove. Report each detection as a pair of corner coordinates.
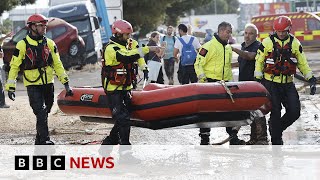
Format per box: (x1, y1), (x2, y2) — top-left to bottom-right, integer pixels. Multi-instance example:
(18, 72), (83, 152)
(309, 76), (317, 95)
(8, 91), (15, 101)
(143, 69), (149, 80)
(64, 83), (74, 97)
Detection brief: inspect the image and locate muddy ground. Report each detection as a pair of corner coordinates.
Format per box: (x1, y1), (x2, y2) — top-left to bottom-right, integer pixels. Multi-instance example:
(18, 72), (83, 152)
(1, 52), (320, 145)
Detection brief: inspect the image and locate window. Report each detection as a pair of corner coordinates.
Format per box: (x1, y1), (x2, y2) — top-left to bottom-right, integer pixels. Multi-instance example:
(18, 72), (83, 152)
(51, 26), (67, 39)
(12, 29), (28, 43)
(307, 19), (320, 31)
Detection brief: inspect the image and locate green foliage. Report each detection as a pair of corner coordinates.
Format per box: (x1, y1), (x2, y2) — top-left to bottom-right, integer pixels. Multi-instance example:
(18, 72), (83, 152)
(123, 0), (211, 37)
(0, 18), (13, 33)
(0, 0), (36, 16)
(194, 0), (239, 15)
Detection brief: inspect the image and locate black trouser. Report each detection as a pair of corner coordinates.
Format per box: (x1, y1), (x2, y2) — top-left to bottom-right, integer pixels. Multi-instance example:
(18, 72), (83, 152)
(163, 58), (175, 81)
(180, 65), (198, 85)
(107, 90), (132, 145)
(27, 84), (54, 144)
(199, 78), (238, 143)
(0, 78), (5, 106)
(262, 80), (300, 144)
(151, 66), (164, 84)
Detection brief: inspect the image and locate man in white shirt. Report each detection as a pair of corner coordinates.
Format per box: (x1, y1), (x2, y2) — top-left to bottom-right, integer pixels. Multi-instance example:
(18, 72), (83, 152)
(174, 24), (201, 84)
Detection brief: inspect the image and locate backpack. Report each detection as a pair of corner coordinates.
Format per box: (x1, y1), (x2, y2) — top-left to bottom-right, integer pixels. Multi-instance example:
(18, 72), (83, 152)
(162, 35), (176, 44)
(179, 37), (197, 66)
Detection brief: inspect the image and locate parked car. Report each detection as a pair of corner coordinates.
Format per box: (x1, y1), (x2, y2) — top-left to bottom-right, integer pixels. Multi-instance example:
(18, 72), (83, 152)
(2, 17), (85, 72)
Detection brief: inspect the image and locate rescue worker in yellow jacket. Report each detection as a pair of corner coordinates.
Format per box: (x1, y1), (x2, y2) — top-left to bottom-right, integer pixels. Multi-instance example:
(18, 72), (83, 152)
(101, 19), (160, 145)
(194, 21), (245, 145)
(5, 14), (73, 145)
(255, 16), (317, 145)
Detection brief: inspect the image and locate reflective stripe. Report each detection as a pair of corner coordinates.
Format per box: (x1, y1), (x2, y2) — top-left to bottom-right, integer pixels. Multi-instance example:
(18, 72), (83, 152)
(290, 58), (297, 63)
(116, 69), (127, 74)
(266, 58), (274, 64)
(305, 72), (313, 79)
(254, 71), (263, 77)
(138, 48), (144, 58)
(7, 79), (16, 84)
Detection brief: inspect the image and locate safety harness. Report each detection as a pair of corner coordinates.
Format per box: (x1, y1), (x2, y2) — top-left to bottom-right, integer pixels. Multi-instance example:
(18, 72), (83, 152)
(264, 34), (297, 76)
(22, 37), (53, 84)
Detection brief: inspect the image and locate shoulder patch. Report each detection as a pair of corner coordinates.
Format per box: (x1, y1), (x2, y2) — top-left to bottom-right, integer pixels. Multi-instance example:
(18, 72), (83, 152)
(113, 46), (120, 51)
(199, 48), (208, 57)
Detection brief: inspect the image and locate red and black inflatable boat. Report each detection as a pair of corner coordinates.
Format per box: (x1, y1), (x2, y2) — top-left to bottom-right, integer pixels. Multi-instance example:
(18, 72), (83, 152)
(57, 81), (271, 130)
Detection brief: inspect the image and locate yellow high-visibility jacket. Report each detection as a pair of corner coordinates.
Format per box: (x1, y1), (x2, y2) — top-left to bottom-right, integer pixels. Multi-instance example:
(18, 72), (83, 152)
(255, 34), (313, 83)
(6, 35), (69, 91)
(194, 36), (233, 81)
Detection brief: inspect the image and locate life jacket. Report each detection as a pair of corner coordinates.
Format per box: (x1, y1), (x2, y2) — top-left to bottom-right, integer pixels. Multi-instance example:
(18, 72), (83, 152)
(263, 34), (297, 76)
(22, 37), (53, 70)
(21, 37), (53, 83)
(101, 40), (137, 88)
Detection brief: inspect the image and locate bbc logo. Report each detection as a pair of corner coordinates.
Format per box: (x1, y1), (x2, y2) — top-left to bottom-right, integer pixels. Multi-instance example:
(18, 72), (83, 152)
(15, 156), (65, 170)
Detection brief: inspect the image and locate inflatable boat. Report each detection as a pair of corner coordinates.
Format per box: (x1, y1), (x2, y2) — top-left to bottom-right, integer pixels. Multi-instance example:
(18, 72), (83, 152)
(57, 81), (271, 130)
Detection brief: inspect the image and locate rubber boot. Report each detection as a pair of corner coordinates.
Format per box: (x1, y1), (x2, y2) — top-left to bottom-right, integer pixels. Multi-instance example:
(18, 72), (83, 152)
(227, 127), (245, 145)
(255, 117), (269, 145)
(119, 126), (131, 145)
(101, 126), (120, 145)
(271, 138), (283, 145)
(119, 146), (141, 164)
(199, 128), (210, 145)
(246, 121), (257, 145)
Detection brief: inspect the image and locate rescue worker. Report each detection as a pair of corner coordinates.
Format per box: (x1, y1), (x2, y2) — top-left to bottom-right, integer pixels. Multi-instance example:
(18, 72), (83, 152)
(5, 14), (73, 145)
(255, 16), (317, 145)
(194, 21), (245, 145)
(101, 19), (159, 146)
(232, 23), (268, 145)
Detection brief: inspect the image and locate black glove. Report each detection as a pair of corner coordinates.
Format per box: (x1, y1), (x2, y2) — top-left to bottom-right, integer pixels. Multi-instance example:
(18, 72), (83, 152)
(309, 76), (317, 95)
(8, 91), (15, 101)
(64, 83), (74, 97)
(143, 69), (149, 80)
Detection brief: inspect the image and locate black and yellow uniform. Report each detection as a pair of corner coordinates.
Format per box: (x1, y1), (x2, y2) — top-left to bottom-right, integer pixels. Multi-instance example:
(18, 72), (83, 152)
(255, 33), (315, 144)
(101, 36), (148, 145)
(6, 34), (70, 144)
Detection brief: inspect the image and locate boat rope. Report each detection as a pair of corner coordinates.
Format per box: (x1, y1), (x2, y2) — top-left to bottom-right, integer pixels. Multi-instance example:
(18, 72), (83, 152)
(218, 80), (235, 103)
(211, 126), (241, 145)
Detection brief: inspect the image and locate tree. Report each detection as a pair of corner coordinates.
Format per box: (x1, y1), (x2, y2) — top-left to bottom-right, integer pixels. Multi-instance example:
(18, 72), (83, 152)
(194, 0), (239, 15)
(0, 0), (36, 16)
(0, 18), (13, 34)
(123, 0), (210, 37)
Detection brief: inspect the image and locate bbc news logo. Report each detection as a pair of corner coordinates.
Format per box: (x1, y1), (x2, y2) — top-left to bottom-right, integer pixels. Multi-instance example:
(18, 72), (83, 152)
(15, 155), (114, 170)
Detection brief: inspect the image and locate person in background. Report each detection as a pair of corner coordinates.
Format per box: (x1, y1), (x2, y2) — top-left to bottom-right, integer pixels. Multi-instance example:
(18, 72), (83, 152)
(231, 23), (268, 145)
(146, 31), (165, 84)
(174, 24), (201, 85)
(0, 32), (13, 108)
(255, 16), (317, 145)
(161, 26), (177, 85)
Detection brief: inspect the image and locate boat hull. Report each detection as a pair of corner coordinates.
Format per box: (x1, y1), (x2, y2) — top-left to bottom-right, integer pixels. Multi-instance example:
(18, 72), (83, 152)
(57, 82), (271, 129)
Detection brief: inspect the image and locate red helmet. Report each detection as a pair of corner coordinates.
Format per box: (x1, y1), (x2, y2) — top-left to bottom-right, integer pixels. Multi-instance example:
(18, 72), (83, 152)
(27, 14), (48, 26)
(273, 16), (292, 31)
(112, 20), (133, 34)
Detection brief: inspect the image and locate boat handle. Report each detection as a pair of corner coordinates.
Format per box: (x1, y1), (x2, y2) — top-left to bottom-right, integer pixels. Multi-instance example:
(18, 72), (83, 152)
(227, 85), (239, 90)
